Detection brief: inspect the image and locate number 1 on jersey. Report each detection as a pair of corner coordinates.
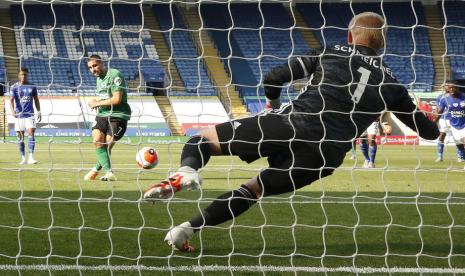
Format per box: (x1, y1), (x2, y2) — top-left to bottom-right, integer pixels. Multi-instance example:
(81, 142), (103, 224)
(352, 67), (371, 103)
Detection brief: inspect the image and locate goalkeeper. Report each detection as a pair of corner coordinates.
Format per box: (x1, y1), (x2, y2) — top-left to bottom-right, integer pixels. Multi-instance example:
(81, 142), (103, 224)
(144, 12), (439, 252)
(84, 54), (131, 181)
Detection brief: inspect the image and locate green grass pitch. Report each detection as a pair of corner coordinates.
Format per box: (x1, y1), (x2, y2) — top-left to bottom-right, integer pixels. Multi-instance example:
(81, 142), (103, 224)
(0, 137), (464, 274)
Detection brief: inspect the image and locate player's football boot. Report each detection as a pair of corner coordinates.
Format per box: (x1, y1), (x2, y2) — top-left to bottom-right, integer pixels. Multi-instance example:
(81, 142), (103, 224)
(100, 171), (117, 181)
(349, 154), (356, 160)
(435, 157), (443, 162)
(164, 222), (195, 252)
(27, 157), (38, 164)
(367, 162), (375, 168)
(143, 166), (202, 200)
(84, 170), (99, 181)
(363, 160), (370, 168)
(19, 157), (27, 165)
(457, 158), (465, 163)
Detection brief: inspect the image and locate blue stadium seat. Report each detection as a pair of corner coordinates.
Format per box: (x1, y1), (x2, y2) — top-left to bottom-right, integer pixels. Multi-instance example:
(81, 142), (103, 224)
(152, 4), (216, 96)
(10, 4), (164, 93)
(296, 2), (434, 92)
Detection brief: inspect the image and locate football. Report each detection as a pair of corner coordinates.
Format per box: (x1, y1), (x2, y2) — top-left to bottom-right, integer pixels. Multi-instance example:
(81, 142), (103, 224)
(136, 147), (159, 169)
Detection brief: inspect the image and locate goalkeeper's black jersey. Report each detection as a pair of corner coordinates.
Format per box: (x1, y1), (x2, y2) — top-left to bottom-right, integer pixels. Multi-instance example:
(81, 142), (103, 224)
(263, 44), (438, 144)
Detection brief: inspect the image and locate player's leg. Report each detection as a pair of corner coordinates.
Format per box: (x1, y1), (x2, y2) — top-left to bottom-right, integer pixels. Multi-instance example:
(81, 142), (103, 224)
(26, 126), (38, 164)
(436, 132), (446, 162)
(367, 134), (377, 168)
(16, 131), (26, 165)
(359, 137), (369, 167)
(84, 117), (109, 180)
(144, 112), (296, 200)
(165, 145), (345, 252)
(99, 118), (128, 181)
(143, 126), (220, 199)
(449, 127), (465, 166)
(165, 176), (260, 252)
(436, 118), (448, 162)
(349, 140), (357, 160)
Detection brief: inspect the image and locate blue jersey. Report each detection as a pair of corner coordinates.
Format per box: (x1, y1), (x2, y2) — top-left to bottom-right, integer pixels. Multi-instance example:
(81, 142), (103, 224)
(436, 93), (450, 120)
(439, 93), (465, 130)
(11, 82), (38, 118)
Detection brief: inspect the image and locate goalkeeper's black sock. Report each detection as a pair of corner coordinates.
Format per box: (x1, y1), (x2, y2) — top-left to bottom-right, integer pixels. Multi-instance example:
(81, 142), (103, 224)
(181, 136), (211, 171)
(189, 185), (257, 232)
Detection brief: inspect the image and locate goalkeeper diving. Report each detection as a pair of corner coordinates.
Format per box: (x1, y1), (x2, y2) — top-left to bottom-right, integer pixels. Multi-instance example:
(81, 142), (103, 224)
(143, 12), (439, 252)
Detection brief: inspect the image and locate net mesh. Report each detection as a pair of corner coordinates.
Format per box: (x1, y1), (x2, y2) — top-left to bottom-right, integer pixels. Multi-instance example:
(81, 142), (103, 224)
(0, 0), (465, 273)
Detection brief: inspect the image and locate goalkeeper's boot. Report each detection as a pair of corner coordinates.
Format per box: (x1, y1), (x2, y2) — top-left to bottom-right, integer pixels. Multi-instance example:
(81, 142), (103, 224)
(100, 171), (117, 181)
(143, 166), (202, 200)
(164, 222), (195, 252)
(84, 169), (99, 181)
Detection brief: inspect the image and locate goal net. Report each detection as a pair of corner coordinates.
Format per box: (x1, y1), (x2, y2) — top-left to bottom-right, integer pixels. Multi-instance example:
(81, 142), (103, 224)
(0, 0), (464, 274)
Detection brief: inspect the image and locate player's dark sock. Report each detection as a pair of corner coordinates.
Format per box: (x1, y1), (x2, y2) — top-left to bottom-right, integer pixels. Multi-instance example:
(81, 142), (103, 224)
(438, 142), (445, 158)
(189, 185), (256, 232)
(19, 140), (25, 157)
(360, 142), (369, 161)
(181, 136), (211, 171)
(96, 146), (111, 171)
(369, 145), (377, 163)
(28, 137), (35, 154)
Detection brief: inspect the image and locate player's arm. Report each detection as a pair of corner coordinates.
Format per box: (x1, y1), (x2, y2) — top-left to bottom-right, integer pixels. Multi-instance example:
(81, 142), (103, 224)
(380, 114), (392, 135)
(89, 91), (123, 108)
(32, 88), (41, 122)
(434, 98), (446, 123)
(389, 88), (439, 140)
(9, 91), (16, 118)
(263, 50), (319, 109)
(89, 73), (125, 109)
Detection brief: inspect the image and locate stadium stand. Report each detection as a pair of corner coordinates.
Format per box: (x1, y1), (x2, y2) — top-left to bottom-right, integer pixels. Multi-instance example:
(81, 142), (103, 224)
(201, 3), (309, 113)
(0, 31), (6, 85)
(443, 1), (465, 80)
(10, 4), (164, 94)
(297, 2), (434, 92)
(152, 4), (216, 96)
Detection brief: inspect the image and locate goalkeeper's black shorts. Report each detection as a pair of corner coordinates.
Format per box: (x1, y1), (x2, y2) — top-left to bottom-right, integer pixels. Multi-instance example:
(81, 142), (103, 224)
(92, 116), (128, 141)
(215, 111), (346, 196)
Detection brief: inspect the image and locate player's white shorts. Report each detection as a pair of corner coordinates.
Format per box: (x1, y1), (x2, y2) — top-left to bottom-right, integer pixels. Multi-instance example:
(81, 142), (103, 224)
(14, 116), (36, 132)
(438, 118), (451, 133)
(363, 121), (379, 136)
(450, 126), (465, 143)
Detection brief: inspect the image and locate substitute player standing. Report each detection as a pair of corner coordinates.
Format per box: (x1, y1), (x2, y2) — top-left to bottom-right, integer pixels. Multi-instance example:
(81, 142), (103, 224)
(84, 55), (131, 181)
(144, 12), (439, 252)
(9, 68), (41, 165)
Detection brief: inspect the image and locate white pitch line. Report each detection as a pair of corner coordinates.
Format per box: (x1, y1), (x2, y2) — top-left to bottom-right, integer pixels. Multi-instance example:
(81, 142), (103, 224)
(0, 265), (463, 274)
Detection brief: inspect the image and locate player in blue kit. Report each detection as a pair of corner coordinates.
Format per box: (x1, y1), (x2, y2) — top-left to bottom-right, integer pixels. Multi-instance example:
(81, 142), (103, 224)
(436, 80), (465, 166)
(434, 85), (465, 162)
(9, 68), (41, 165)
